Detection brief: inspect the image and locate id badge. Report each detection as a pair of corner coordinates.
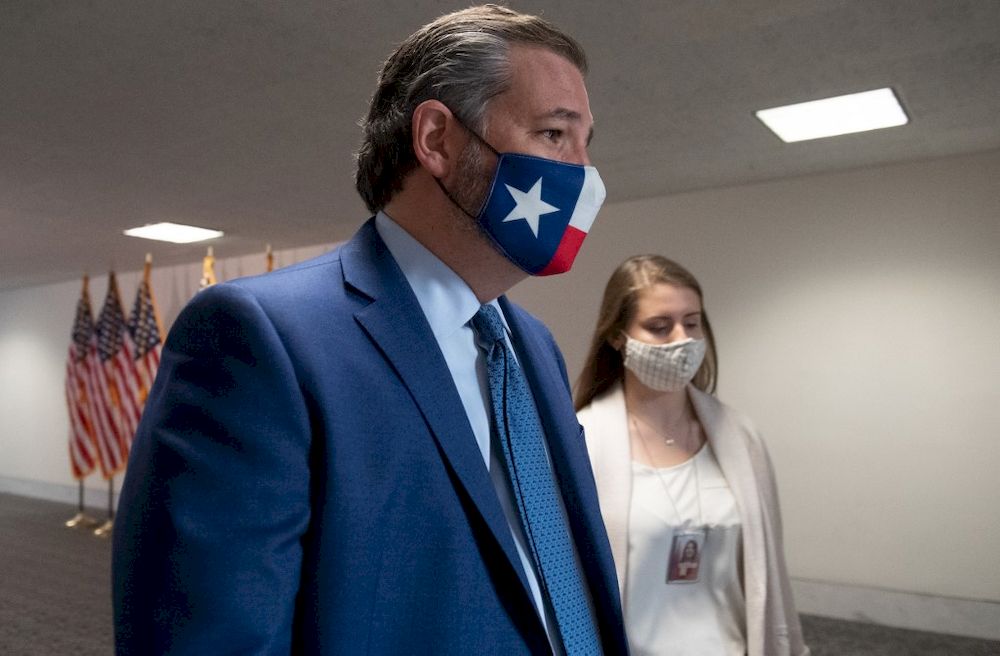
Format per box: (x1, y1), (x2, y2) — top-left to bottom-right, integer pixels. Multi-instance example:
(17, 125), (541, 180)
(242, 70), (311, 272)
(666, 529), (707, 583)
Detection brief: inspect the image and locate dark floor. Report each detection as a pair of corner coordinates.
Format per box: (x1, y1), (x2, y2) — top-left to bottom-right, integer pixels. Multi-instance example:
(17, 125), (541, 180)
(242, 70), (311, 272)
(1, 492), (998, 655)
(800, 614), (1000, 656)
(0, 492), (114, 655)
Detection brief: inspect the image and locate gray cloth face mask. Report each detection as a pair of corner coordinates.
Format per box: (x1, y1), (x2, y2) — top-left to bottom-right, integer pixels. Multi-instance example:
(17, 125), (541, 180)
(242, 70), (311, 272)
(622, 335), (706, 392)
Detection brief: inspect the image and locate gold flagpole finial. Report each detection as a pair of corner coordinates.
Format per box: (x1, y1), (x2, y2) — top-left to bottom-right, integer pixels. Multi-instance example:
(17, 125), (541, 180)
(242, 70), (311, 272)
(200, 247), (217, 290)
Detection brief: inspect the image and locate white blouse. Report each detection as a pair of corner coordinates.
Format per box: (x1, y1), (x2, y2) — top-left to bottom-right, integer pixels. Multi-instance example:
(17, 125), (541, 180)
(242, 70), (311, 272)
(625, 443), (746, 655)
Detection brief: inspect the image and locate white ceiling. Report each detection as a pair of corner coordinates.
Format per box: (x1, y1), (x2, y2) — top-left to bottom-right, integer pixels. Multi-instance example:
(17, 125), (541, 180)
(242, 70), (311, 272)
(3, 0), (999, 291)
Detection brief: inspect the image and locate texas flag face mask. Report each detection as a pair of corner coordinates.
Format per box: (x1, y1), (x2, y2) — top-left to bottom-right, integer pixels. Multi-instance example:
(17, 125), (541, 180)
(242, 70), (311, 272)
(437, 126), (607, 276)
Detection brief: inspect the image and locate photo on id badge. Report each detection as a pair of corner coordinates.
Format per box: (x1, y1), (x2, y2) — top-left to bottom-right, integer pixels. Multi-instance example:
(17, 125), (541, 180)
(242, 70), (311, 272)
(667, 530), (706, 583)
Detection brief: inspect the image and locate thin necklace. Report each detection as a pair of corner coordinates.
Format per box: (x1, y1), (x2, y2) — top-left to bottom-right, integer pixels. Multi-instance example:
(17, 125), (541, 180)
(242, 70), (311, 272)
(630, 414), (704, 526)
(630, 411), (693, 448)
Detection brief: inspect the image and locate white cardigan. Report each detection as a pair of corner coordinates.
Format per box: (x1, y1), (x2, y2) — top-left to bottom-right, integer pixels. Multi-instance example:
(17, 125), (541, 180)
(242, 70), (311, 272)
(578, 382), (809, 656)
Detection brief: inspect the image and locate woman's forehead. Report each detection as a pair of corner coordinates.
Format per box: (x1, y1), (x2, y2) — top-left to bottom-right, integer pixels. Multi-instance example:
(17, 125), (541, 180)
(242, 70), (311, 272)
(635, 283), (701, 311)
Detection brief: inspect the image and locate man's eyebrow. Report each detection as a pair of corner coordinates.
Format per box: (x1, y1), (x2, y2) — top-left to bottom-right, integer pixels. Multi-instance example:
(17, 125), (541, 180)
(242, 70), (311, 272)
(547, 107), (582, 121)
(543, 108), (595, 146)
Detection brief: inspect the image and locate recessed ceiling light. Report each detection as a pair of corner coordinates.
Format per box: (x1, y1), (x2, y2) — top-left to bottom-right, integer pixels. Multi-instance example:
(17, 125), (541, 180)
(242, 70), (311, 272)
(756, 87), (908, 143)
(123, 222), (224, 244)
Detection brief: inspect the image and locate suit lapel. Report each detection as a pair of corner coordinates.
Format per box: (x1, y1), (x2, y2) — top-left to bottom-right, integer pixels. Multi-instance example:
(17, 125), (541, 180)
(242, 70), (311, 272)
(499, 297), (587, 504)
(500, 297), (626, 648)
(688, 387), (769, 619)
(342, 222), (534, 600)
(582, 383), (632, 599)
(688, 387), (763, 527)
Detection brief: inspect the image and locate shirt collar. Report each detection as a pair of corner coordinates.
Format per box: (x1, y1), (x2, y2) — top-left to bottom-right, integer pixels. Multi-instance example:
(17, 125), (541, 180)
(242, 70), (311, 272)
(375, 211), (497, 341)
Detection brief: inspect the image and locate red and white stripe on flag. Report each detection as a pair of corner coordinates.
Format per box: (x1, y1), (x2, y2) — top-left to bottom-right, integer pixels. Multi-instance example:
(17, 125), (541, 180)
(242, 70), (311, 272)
(64, 278), (99, 480)
(127, 274), (163, 406)
(93, 272), (143, 477)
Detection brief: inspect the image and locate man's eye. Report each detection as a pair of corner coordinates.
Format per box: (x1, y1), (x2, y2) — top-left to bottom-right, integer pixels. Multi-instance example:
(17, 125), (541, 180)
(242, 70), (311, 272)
(540, 129), (563, 141)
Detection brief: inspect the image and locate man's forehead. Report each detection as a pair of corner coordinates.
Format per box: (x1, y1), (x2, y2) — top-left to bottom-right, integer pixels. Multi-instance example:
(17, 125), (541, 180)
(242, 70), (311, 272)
(482, 46), (593, 134)
(506, 46), (585, 88)
(508, 54), (592, 108)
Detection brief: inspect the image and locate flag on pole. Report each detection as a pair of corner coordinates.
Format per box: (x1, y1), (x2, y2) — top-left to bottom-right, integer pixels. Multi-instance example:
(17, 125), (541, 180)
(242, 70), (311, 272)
(199, 246), (217, 290)
(127, 256), (163, 405)
(64, 276), (99, 480)
(92, 272), (141, 477)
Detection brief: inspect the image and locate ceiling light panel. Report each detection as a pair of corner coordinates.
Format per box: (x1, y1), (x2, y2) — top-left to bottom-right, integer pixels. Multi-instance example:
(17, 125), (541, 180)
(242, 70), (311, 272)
(756, 88), (908, 143)
(123, 222), (224, 244)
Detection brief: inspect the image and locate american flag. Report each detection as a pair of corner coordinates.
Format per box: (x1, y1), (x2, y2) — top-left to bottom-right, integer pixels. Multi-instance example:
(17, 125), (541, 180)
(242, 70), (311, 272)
(127, 272), (162, 405)
(92, 273), (141, 477)
(64, 278), (99, 480)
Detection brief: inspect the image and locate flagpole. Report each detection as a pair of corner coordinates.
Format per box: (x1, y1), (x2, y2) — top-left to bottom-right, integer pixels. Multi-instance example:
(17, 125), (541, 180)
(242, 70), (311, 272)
(65, 273), (99, 527)
(94, 476), (114, 537)
(64, 479), (98, 528)
(144, 253), (164, 338)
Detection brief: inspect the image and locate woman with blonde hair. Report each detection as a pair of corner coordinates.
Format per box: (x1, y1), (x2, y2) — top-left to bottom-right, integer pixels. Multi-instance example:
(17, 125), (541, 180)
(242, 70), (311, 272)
(576, 254), (808, 655)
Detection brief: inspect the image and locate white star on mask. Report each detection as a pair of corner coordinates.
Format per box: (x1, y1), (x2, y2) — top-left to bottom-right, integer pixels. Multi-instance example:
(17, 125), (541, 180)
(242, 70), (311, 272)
(501, 178), (560, 238)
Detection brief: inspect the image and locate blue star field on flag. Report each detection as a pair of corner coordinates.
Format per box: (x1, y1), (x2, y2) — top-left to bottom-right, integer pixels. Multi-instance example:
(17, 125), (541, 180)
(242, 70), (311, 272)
(128, 280), (161, 359)
(475, 152), (605, 276)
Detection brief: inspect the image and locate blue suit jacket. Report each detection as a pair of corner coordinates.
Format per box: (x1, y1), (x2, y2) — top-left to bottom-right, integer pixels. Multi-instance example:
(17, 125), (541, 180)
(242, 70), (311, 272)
(112, 220), (628, 654)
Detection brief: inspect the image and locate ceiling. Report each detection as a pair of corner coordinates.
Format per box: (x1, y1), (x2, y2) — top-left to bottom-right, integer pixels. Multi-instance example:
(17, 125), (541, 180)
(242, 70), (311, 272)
(3, 0), (999, 291)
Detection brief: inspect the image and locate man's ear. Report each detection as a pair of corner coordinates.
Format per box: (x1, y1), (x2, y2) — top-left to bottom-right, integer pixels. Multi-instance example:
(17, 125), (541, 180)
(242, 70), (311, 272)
(412, 100), (463, 178)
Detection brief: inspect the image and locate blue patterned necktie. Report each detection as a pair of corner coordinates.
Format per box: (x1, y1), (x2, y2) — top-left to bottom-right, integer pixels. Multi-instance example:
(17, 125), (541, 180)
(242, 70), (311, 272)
(471, 304), (602, 656)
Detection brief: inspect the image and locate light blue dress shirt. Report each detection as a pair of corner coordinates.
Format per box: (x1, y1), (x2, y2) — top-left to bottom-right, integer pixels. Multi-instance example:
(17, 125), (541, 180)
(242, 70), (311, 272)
(375, 212), (568, 652)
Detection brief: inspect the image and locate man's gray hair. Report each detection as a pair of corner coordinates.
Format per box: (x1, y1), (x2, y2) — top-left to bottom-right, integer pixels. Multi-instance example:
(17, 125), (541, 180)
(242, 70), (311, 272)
(354, 4), (587, 213)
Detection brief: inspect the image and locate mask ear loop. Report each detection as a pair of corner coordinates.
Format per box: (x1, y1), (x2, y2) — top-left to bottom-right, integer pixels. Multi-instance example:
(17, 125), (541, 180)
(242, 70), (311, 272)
(614, 331), (630, 352)
(433, 177), (479, 220)
(432, 112), (501, 219)
(453, 115), (500, 158)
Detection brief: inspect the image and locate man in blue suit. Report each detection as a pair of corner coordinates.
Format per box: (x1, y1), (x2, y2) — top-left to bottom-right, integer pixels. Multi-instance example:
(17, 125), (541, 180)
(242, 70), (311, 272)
(113, 5), (627, 654)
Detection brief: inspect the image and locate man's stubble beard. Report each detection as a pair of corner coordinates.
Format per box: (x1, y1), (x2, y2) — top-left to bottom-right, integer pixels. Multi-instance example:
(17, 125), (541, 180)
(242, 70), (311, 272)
(446, 140), (495, 244)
